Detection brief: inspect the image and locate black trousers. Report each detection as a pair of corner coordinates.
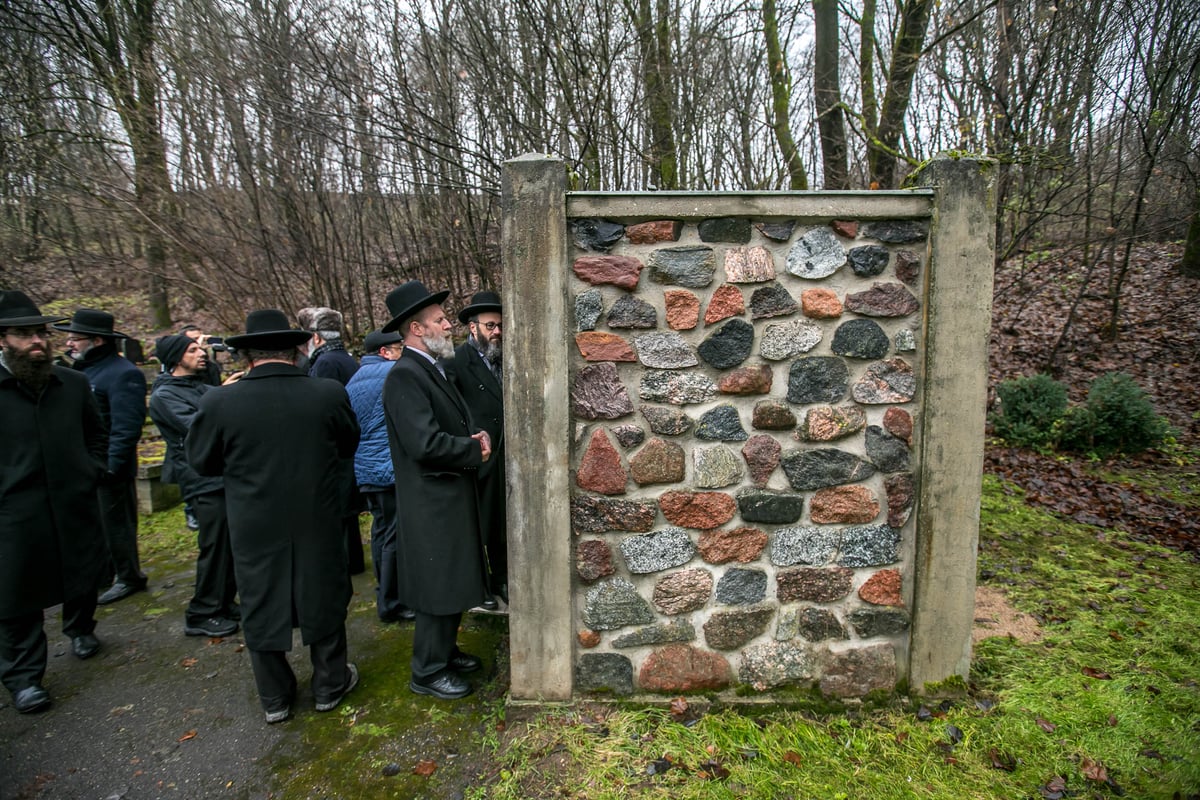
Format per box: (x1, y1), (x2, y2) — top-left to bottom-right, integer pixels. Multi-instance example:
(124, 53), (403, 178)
(0, 594), (98, 695)
(363, 489), (404, 620)
(185, 492), (238, 625)
(411, 611), (463, 681)
(248, 624), (349, 713)
(97, 477), (146, 588)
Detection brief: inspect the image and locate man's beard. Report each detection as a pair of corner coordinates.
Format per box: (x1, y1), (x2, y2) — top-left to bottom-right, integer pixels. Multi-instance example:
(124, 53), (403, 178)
(422, 332), (455, 360)
(471, 333), (502, 365)
(2, 345), (53, 391)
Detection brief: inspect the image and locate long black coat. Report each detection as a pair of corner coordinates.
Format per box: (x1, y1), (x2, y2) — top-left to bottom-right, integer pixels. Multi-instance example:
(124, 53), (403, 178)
(186, 363), (360, 650)
(383, 348), (488, 615)
(0, 364), (107, 618)
(447, 342), (506, 557)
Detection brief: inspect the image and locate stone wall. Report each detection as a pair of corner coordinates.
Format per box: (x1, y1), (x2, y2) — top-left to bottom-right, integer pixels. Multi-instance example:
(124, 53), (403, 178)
(501, 154), (996, 703)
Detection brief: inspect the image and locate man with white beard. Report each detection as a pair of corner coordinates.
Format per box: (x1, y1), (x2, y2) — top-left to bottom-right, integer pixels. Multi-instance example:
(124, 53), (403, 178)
(448, 291), (507, 610)
(380, 281), (492, 700)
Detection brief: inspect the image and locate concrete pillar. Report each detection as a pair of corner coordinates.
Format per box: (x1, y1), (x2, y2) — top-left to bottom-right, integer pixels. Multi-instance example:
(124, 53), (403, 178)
(501, 155), (573, 700)
(907, 154), (997, 690)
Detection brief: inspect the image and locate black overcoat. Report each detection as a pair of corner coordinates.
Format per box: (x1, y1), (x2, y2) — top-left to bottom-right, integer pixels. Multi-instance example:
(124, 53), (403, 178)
(186, 363), (360, 650)
(447, 342), (506, 558)
(0, 364), (107, 618)
(383, 348), (488, 615)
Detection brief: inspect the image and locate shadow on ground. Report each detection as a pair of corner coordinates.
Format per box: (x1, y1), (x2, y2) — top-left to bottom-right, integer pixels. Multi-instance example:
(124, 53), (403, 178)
(0, 517), (510, 800)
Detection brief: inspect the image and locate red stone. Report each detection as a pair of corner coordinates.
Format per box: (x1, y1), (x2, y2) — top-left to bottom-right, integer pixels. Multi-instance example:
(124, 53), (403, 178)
(575, 331), (637, 362)
(801, 405), (866, 441)
(664, 289), (700, 330)
(697, 527), (768, 564)
(885, 473), (914, 528)
(741, 435), (781, 487)
(810, 485), (879, 524)
(576, 539), (615, 582)
(895, 250), (921, 285)
(883, 407), (913, 445)
(830, 220), (858, 238)
(638, 644), (732, 692)
(572, 255), (644, 289)
(718, 365), (773, 395)
(858, 569), (903, 606)
(575, 429), (627, 495)
(578, 630), (601, 648)
(704, 284), (745, 324)
(626, 220), (682, 244)
(801, 288), (843, 319)
(659, 491), (736, 529)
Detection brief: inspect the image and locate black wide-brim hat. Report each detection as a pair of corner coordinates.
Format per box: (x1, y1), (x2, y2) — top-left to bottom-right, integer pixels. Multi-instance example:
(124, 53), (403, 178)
(0, 290), (66, 328)
(381, 281), (450, 334)
(457, 290), (503, 324)
(51, 308), (129, 339)
(226, 309), (313, 350)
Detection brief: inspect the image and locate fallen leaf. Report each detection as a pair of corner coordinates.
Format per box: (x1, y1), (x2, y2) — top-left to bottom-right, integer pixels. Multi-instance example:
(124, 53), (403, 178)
(180, 657), (198, 668)
(698, 759), (729, 780)
(945, 724), (964, 745)
(1036, 717), (1057, 732)
(1080, 757), (1108, 782)
(916, 706), (933, 721)
(1107, 715), (1118, 727)
(783, 750), (803, 767)
(895, 731), (909, 744)
(177, 730), (197, 742)
(381, 763), (401, 777)
(988, 748), (1016, 771)
(1081, 666), (1112, 680)
(645, 758), (672, 775)
(412, 760), (437, 777)
(1039, 774), (1068, 799)
(669, 696), (689, 717)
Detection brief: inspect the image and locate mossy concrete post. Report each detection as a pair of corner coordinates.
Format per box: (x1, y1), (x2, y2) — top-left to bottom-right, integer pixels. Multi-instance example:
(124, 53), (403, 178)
(502, 154), (572, 700)
(908, 154), (997, 690)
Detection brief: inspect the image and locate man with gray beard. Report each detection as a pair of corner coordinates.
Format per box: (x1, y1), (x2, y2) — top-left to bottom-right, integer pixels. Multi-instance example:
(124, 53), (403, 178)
(448, 291), (507, 609)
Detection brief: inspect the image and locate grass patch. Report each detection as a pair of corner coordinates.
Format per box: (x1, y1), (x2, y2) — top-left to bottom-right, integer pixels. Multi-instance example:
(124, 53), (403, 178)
(478, 474), (1200, 799)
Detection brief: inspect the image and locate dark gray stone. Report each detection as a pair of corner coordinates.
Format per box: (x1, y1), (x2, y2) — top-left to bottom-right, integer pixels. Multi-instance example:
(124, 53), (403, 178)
(831, 319), (890, 359)
(571, 495), (657, 534)
(634, 332), (697, 369)
(752, 399), (798, 430)
(639, 371), (718, 405)
(866, 425), (910, 472)
(847, 608), (911, 638)
(696, 405), (748, 441)
(844, 283), (920, 317)
(572, 218), (626, 252)
(736, 490), (805, 524)
(575, 289), (603, 332)
(749, 283), (799, 319)
(619, 527), (696, 573)
(576, 652), (634, 695)
(611, 620), (696, 648)
(862, 220), (928, 243)
(786, 357), (850, 405)
(770, 525), (840, 566)
(611, 424), (645, 449)
(787, 607), (848, 641)
(852, 358), (916, 403)
(640, 405), (694, 435)
(786, 227), (846, 279)
(781, 448), (877, 490)
(837, 524), (901, 567)
(847, 245), (890, 277)
(715, 568), (767, 605)
(648, 246), (717, 288)
(583, 577), (656, 630)
(698, 217), (752, 244)
(755, 221), (796, 242)
(698, 318), (755, 369)
(606, 294), (658, 329)
(703, 606), (776, 650)
(571, 362), (634, 420)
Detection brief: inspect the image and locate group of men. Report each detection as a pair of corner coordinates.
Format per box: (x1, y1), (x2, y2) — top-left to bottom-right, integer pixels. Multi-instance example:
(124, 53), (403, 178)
(0, 282), (507, 720)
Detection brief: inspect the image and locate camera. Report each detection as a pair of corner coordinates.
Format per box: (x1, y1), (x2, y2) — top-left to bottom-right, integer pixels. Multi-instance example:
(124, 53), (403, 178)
(206, 336), (228, 352)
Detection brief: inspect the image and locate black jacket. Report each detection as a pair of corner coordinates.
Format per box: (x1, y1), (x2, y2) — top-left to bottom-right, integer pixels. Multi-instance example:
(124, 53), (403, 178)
(75, 342), (147, 480)
(148, 372), (223, 500)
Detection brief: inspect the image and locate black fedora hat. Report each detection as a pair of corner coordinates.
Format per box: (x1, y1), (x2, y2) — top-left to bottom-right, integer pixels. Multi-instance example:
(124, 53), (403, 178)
(52, 308), (130, 339)
(0, 290), (66, 328)
(226, 309), (313, 350)
(381, 281), (450, 334)
(457, 290), (503, 324)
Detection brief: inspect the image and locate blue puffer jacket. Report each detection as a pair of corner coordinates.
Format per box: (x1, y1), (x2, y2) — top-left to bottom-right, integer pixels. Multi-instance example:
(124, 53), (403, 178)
(346, 354), (395, 488)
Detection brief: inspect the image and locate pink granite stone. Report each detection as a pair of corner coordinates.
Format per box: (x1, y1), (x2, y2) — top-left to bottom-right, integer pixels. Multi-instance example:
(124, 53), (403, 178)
(628, 437), (686, 485)
(576, 539), (615, 582)
(575, 331), (637, 362)
(810, 485), (880, 524)
(659, 491), (736, 529)
(664, 289), (701, 330)
(718, 365), (773, 395)
(858, 568), (903, 606)
(652, 568), (713, 614)
(883, 407), (913, 445)
(724, 246), (776, 283)
(573, 255), (644, 289)
(801, 288), (843, 319)
(576, 429), (627, 495)
(638, 644), (732, 692)
(800, 404), (866, 442)
(697, 527), (768, 564)
(741, 435), (781, 487)
(704, 284), (745, 324)
(885, 473), (914, 528)
(627, 220), (682, 244)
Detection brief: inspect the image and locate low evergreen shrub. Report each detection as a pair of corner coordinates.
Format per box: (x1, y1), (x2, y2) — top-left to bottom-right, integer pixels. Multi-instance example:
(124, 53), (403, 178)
(1058, 371), (1173, 456)
(989, 373), (1068, 449)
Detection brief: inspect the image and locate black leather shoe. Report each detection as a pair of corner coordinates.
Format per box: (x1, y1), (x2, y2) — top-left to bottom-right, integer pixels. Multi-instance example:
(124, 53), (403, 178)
(184, 617), (238, 637)
(97, 581), (146, 605)
(315, 663), (359, 712)
(448, 651), (482, 673)
(479, 597), (499, 611)
(72, 633), (100, 660)
(13, 685), (51, 714)
(379, 607), (416, 623)
(409, 670), (472, 700)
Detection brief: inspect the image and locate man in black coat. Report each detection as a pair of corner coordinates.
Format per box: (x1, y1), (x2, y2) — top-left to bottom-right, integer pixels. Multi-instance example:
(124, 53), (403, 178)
(381, 281), (492, 700)
(148, 335), (239, 639)
(55, 308), (149, 605)
(187, 310), (361, 724)
(448, 291), (507, 608)
(0, 291), (108, 714)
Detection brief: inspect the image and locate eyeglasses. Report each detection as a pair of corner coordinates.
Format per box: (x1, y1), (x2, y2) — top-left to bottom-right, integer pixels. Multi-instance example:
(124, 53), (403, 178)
(475, 321), (502, 332)
(65, 335), (92, 344)
(4, 328), (54, 341)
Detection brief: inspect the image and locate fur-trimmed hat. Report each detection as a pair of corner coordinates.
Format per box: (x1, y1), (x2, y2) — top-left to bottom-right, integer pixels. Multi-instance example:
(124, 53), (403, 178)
(297, 306), (343, 333)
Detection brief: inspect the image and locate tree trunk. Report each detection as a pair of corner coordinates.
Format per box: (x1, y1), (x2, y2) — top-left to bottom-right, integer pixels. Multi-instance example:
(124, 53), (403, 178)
(763, 0), (807, 189)
(1182, 182), (1200, 277)
(813, 0), (848, 189)
(868, 0), (933, 188)
(634, 0), (678, 189)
